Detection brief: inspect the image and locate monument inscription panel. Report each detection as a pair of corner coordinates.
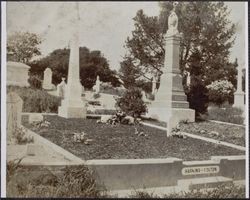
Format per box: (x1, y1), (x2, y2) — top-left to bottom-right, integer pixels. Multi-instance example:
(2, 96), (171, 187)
(182, 166), (219, 175)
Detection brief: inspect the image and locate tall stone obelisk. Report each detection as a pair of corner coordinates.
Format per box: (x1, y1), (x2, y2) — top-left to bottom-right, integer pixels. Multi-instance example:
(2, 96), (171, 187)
(233, 64), (245, 110)
(148, 2), (195, 136)
(58, 2), (86, 118)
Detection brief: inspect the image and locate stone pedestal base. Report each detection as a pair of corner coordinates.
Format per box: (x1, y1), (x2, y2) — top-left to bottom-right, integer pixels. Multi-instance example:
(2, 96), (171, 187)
(58, 99), (86, 119)
(233, 92), (245, 111)
(147, 106), (195, 123)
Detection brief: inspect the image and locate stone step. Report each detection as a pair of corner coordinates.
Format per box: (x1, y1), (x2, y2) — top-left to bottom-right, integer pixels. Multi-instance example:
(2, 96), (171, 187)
(177, 176), (233, 190)
(172, 101), (189, 108)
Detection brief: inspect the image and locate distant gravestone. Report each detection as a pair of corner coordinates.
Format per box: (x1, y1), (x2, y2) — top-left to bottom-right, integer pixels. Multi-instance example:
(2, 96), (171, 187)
(233, 65), (245, 110)
(28, 113), (44, 124)
(42, 68), (54, 90)
(93, 76), (101, 93)
(7, 92), (23, 142)
(57, 78), (67, 98)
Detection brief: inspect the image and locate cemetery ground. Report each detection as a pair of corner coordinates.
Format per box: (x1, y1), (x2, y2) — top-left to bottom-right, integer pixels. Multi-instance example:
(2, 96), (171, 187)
(23, 115), (244, 161)
(143, 118), (245, 147)
(7, 86), (246, 198)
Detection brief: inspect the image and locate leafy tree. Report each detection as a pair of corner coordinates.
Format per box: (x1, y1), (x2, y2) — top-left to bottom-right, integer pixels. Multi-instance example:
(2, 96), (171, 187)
(116, 87), (147, 118)
(119, 57), (153, 93)
(29, 47), (121, 89)
(7, 31), (42, 63)
(121, 2), (237, 114)
(119, 57), (141, 88)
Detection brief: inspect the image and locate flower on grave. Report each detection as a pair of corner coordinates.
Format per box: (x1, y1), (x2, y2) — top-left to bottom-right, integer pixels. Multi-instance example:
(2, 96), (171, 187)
(14, 127), (34, 144)
(73, 132), (90, 143)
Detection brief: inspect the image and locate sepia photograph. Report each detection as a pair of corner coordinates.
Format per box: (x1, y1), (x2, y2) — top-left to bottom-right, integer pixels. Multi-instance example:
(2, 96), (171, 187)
(1, 1), (248, 198)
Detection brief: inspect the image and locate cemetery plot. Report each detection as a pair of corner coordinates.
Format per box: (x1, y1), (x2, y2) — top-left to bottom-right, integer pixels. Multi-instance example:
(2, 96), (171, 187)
(142, 119), (245, 147)
(179, 121), (245, 147)
(23, 115), (243, 161)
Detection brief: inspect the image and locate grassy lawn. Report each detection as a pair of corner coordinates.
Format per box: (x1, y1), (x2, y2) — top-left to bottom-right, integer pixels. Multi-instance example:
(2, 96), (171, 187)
(143, 119), (245, 147)
(23, 115), (243, 161)
(179, 121), (245, 147)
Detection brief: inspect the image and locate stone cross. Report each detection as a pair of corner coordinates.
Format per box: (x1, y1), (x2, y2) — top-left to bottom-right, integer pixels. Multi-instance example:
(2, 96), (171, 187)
(42, 68), (53, 90)
(7, 92), (23, 142)
(58, 2), (87, 118)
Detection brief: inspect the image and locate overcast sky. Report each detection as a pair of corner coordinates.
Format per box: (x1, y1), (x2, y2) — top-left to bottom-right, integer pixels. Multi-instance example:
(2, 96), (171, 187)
(6, 1), (246, 70)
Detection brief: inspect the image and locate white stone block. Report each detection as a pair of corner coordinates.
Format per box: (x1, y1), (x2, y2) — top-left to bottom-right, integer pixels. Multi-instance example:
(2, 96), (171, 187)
(28, 113), (44, 124)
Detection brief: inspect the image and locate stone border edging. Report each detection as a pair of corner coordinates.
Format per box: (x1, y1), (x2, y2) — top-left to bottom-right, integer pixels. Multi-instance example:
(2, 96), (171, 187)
(24, 126), (85, 164)
(21, 112), (58, 116)
(208, 120), (245, 127)
(141, 122), (245, 151)
(141, 122), (167, 130)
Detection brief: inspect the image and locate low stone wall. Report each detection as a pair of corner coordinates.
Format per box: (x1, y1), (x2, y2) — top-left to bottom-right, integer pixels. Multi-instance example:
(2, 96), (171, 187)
(85, 155), (245, 190)
(15, 155), (245, 192)
(86, 158), (183, 190)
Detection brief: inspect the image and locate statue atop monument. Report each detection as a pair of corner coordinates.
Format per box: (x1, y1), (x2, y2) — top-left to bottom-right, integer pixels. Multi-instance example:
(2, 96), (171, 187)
(166, 2), (179, 36)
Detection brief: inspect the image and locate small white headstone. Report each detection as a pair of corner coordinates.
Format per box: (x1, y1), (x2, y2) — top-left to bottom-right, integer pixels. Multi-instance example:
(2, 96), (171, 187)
(57, 78), (67, 98)
(43, 68), (54, 90)
(94, 76), (100, 93)
(7, 92), (23, 141)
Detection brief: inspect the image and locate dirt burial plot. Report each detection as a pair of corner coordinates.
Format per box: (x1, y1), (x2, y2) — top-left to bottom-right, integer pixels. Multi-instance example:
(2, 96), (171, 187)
(23, 115), (244, 161)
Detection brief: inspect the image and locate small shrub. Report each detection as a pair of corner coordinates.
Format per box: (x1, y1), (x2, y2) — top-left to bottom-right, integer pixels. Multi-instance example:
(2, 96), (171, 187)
(130, 184), (245, 198)
(7, 86), (61, 113)
(130, 190), (159, 198)
(208, 106), (244, 124)
(7, 159), (23, 184)
(115, 87), (147, 118)
(7, 165), (108, 198)
(165, 184), (245, 198)
(187, 81), (209, 115)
